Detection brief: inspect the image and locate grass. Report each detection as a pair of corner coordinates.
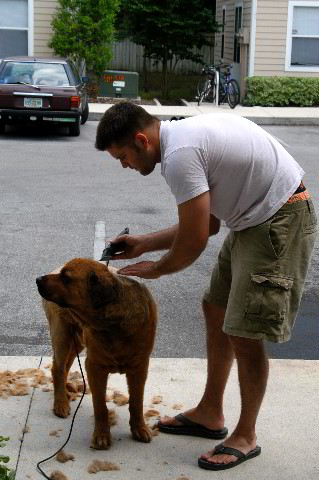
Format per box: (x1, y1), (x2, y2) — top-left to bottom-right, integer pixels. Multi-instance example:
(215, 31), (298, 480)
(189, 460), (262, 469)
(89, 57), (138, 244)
(139, 72), (199, 105)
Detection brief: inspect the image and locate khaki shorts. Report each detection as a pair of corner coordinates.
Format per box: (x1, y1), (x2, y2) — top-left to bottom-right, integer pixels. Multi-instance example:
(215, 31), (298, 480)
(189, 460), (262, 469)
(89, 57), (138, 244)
(203, 199), (317, 343)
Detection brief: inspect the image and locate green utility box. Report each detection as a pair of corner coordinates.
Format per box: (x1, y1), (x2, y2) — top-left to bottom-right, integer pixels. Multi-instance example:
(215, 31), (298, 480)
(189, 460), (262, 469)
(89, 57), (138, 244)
(100, 70), (139, 98)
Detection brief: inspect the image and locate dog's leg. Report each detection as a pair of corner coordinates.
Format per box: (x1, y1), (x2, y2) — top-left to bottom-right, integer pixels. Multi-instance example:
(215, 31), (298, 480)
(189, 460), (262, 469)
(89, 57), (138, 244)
(50, 325), (74, 418)
(85, 358), (111, 450)
(65, 331), (85, 394)
(126, 360), (153, 443)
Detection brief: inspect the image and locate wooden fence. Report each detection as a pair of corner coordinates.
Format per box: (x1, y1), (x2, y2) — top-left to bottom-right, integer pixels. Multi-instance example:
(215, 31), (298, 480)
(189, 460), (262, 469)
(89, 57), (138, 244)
(109, 37), (215, 74)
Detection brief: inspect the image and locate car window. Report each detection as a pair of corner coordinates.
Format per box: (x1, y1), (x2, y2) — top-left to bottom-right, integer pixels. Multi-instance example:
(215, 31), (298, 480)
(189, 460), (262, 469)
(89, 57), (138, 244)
(0, 62), (70, 86)
(68, 61), (81, 85)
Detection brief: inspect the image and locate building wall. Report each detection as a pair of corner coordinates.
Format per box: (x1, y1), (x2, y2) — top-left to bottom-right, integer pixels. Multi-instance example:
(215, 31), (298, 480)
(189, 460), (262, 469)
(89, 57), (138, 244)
(255, 0), (318, 77)
(214, 0), (251, 83)
(215, 0), (251, 64)
(33, 0), (58, 56)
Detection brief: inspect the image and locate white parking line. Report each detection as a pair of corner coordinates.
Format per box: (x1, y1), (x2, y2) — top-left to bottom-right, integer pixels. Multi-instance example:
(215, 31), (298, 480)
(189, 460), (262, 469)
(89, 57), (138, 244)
(272, 135), (291, 149)
(93, 221), (106, 261)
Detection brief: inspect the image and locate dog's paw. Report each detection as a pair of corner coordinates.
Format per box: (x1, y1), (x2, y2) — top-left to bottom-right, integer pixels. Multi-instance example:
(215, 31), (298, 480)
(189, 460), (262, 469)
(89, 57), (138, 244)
(91, 431), (112, 450)
(53, 400), (70, 418)
(131, 424), (153, 443)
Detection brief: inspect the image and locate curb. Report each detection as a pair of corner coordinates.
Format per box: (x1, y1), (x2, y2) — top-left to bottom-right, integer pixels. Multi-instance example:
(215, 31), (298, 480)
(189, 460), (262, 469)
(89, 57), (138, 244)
(88, 111), (319, 126)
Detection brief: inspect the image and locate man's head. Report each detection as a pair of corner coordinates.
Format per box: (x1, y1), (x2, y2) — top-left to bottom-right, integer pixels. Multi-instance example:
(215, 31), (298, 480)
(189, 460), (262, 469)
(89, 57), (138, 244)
(95, 101), (161, 176)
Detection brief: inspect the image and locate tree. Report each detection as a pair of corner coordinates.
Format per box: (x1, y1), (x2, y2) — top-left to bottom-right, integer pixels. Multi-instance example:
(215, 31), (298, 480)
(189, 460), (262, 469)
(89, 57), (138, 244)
(49, 0), (121, 75)
(117, 0), (219, 98)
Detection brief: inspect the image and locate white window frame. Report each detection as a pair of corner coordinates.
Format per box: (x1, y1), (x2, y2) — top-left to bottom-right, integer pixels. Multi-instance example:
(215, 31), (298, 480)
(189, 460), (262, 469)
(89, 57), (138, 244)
(233, 1), (243, 64)
(285, 0), (319, 72)
(0, 0), (33, 56)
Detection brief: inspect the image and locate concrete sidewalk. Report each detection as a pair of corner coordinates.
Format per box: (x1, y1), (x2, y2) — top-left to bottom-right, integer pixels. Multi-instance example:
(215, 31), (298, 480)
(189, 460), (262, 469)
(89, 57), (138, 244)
(1, 356), (319, 480)
(88, 100), (319, 125)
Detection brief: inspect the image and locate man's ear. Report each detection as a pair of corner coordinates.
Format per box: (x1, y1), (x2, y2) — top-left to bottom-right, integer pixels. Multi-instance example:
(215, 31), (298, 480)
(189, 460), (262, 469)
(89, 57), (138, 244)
(135, 132), (148, 150)
(88, 272), (118, 310)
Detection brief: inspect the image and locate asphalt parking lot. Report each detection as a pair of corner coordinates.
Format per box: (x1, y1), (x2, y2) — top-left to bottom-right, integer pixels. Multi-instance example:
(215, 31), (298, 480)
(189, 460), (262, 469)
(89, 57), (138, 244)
(0, 122), (318, 359)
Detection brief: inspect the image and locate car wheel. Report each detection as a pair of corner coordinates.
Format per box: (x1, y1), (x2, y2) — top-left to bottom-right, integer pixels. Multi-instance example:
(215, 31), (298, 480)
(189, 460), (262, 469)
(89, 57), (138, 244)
(81, 101), (89, 125)
(0, 121), (5, 134)
(69, 118), (80, 137)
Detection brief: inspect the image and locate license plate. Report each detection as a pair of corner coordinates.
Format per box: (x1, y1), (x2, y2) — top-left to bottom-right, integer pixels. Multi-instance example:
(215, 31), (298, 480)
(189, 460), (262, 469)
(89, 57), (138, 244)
(24, 98), (43, 108)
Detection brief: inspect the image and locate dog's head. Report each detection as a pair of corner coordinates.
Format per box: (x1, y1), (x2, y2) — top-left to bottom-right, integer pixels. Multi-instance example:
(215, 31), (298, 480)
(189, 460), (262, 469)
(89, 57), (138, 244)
(36, 258), (118, 312)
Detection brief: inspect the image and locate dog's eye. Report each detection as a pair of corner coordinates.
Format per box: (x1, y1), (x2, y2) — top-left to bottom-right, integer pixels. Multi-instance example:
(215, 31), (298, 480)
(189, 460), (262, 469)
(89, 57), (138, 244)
(60, 271), (72, 285)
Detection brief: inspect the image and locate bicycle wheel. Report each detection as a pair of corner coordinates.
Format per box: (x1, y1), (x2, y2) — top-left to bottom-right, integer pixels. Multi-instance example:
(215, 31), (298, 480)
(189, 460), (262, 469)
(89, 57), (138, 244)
(227, 79), (240, 109)
(197, 79), (210, 106)
(197, 76), (208, 98)
(218, 80), (226, 105)
(206, 77), (217, 103)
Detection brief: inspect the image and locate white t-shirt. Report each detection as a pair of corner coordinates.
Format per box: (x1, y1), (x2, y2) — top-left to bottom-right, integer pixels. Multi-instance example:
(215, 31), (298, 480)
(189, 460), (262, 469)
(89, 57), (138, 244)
(160, 113), (304, 231)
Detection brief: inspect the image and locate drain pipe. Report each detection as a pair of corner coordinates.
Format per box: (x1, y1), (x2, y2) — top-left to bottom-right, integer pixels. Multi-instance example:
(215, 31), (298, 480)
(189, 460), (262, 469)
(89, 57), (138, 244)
(248, 0), (257, 77)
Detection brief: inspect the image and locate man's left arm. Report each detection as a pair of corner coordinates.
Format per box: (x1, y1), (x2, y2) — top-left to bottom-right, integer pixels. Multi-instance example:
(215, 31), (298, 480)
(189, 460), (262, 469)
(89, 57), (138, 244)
(118, 191), (217, 278)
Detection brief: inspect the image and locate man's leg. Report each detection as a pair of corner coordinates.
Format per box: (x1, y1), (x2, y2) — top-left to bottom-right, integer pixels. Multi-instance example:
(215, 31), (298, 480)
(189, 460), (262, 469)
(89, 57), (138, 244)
(200, 335), (269, 465)
(160, 300), (234, 430)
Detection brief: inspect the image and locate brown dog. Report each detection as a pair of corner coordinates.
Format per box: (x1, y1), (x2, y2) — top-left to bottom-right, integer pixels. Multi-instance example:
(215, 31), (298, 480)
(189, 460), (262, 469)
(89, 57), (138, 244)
(36, 258), (157, 449)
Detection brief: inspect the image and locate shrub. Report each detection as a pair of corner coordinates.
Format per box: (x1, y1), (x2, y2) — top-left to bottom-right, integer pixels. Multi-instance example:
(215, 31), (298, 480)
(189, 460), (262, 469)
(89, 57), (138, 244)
(244, 76), (319, 107)
(0, 436), (15, 480)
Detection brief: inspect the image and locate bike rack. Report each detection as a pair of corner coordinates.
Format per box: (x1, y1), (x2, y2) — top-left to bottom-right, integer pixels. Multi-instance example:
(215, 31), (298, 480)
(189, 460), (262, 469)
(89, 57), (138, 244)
(215, 70), (219, 107)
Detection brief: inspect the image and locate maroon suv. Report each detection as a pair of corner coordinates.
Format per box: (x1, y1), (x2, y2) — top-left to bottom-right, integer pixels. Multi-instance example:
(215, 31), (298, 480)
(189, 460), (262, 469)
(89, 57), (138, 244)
(0, 56), (89, 136)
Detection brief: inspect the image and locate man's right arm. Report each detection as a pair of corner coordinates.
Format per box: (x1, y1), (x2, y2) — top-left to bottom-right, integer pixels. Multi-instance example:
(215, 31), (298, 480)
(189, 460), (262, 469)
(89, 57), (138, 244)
(109, 225), (178, 260)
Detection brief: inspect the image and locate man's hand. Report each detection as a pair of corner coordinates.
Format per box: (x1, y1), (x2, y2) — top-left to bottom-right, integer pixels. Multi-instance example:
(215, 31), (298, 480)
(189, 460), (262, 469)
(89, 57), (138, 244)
(109, 226), (178, 260)
(108, 234), (146, 260)
(117, 261), (160, 279)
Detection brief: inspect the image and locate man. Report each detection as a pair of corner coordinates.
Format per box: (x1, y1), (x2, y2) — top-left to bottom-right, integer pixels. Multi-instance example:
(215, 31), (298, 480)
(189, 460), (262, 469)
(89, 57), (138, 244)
(95, 101), (317, 470)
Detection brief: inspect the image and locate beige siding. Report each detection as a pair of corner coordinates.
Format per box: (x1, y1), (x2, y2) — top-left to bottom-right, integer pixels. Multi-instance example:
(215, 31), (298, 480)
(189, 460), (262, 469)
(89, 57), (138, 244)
(255, 0), (318, 77)
(215, 1), (235, 64)
(33, 0), (58, 57)
(215, 1), (251, 71)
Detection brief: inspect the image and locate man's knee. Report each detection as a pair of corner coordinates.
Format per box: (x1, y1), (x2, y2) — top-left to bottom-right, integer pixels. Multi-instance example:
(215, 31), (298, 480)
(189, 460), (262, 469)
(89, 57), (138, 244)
(228, 334), (266, 358)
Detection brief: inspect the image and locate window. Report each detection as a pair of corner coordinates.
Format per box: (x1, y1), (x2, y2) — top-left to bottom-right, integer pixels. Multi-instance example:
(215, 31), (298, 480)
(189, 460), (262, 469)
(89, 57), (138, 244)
(0, 62), (70, 86)
(0, 0), (32, 58)
(69, 61), (81, 85)
(221, 6), (226, 59)
(233, 4), (243, 63)
(286, 1), (319, 71)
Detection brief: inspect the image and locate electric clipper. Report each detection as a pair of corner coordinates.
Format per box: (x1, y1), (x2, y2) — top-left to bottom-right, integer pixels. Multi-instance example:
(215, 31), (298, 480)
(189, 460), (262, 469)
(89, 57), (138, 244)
(100, 227), (129, 262)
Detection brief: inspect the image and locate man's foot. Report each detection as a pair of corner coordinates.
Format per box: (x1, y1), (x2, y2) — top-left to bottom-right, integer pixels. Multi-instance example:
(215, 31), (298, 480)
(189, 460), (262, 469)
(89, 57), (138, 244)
(200, 434), (257, 466)
(159, 407), (225, 431)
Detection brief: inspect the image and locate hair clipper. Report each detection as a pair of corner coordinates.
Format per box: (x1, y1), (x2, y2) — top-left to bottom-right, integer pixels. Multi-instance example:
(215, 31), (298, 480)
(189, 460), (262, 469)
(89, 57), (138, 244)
(100, 227), (129, 262)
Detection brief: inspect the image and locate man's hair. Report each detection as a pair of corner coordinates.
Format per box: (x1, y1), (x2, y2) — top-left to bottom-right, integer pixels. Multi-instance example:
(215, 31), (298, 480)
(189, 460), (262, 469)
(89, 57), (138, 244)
(95, 101), (158, 151)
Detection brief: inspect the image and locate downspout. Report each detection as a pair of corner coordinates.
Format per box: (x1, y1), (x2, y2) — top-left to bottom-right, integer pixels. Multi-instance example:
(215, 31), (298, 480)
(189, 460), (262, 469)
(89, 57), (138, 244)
(28, 0), (34, 56)
(248, 0), (257, 77)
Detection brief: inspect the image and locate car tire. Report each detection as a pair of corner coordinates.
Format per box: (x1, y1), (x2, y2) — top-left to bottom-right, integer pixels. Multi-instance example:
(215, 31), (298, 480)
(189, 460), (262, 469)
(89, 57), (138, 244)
(69, 118), (80, 137)
(81, 100), (89, 125)
(0, 121), (5, 134)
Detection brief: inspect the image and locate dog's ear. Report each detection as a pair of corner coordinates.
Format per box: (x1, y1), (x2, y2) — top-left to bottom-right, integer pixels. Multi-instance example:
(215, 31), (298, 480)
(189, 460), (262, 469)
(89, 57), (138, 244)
(88, 271), (118, 310)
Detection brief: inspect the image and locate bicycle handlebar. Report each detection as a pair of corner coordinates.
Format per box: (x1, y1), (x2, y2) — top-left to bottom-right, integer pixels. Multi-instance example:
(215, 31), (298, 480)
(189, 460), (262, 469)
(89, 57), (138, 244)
(201, 62), (233, 74)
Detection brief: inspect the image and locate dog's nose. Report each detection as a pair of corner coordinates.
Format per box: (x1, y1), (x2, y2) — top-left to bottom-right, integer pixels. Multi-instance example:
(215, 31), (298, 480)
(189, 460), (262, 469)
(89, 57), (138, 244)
(36, 276), (43, 285)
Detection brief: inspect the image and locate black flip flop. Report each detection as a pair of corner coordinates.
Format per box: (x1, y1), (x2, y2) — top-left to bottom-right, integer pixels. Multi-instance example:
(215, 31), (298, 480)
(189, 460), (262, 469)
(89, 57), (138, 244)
(158, 414), (228, 439)
(198, 442), (261, 470)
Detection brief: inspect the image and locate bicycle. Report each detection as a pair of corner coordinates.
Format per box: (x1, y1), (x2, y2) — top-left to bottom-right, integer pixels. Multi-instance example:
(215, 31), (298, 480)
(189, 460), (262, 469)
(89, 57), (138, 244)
(197, 62), (240, 109)
(196, 65), (217, 106)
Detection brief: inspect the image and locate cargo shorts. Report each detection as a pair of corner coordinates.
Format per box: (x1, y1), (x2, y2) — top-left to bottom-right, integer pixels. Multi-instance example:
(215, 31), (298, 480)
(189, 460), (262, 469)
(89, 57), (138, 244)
(203, 199), (317, 343)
